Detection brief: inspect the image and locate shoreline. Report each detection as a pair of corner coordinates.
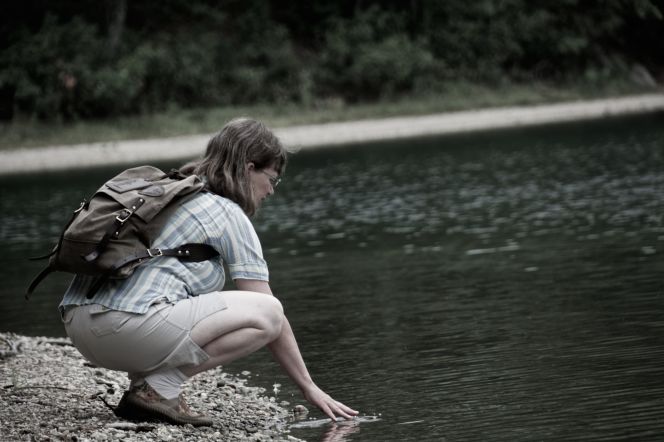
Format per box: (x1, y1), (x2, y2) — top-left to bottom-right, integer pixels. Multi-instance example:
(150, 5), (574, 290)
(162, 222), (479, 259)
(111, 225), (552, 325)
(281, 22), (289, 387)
(0, 332), (304, 441)
(0, 93), (663, 175)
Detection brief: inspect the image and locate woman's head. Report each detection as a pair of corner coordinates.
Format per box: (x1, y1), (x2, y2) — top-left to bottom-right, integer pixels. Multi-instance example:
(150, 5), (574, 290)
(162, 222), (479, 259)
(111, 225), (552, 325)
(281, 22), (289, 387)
(182, 118), (288, 216)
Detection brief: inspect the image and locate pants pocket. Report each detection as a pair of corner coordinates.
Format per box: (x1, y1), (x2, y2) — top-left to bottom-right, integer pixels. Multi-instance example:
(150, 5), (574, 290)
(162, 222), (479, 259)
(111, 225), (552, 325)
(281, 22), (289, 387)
(61, 307), (75, 325)
(89, 310), (133, 337)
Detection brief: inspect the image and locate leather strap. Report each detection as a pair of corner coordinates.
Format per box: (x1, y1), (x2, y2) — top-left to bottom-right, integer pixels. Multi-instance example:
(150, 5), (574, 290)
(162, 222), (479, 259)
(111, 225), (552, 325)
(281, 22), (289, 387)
(26, 267), (55, 299)
(112, 243), (219, 269)
(83, 197), (146, 262)
(26, 200), (90, 297)
(30, 199), (88, 262)
(85, 243), (219, 298)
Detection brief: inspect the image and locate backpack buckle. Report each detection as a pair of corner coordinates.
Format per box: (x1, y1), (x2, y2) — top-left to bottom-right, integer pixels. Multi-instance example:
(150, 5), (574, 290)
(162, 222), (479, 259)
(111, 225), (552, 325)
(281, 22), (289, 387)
(74, 199), (87, 214)
(115, 209), (133, 224)
(147, 248), (163, 257)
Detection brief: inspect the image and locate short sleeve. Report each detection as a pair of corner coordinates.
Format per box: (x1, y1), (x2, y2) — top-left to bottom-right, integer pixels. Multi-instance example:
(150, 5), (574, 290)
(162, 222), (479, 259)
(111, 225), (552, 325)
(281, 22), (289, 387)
(217, 205), (269, 281)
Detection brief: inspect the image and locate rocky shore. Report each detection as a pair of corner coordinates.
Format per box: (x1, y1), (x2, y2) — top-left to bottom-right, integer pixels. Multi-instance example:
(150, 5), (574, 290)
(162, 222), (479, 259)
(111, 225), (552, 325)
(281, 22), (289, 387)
(0, 332), (304, 441)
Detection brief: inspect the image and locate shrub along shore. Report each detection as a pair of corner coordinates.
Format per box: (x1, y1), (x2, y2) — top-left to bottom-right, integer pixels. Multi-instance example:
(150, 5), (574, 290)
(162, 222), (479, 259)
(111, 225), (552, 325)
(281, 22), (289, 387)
(3, 2), (663, 124)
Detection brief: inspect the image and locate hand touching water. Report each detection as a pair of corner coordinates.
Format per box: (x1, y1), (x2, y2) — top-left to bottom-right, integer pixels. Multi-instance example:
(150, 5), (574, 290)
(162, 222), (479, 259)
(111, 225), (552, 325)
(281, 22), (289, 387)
(303, 384), (359, 421)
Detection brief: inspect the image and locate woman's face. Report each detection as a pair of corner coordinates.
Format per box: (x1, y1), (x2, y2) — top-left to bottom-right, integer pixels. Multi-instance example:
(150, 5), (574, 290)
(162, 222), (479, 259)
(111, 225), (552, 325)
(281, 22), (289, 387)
(248, 163), (280, 208)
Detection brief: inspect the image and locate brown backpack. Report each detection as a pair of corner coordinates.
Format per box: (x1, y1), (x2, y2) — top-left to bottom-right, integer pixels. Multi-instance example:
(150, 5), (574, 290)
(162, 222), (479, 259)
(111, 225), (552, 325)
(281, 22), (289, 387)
(26, 165), (218, 298)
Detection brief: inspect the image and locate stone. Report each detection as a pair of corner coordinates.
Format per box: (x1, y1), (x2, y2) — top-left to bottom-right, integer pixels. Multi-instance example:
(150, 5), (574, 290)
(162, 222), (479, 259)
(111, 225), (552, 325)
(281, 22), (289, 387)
(0, 332), (305, 442)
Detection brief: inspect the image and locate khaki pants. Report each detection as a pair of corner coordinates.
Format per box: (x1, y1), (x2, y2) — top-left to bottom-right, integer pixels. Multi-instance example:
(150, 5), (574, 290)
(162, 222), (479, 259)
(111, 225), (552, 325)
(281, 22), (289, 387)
(62, 293), (228, 377)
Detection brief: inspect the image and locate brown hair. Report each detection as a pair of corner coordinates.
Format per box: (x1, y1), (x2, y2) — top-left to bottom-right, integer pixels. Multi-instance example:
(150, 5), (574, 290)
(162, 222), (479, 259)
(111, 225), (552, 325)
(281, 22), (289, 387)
(180, 118), (288, 216)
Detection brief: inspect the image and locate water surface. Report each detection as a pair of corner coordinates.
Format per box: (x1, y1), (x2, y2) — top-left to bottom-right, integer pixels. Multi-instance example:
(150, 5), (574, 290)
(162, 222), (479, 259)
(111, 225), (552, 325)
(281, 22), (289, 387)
(1, 113), (663, 441)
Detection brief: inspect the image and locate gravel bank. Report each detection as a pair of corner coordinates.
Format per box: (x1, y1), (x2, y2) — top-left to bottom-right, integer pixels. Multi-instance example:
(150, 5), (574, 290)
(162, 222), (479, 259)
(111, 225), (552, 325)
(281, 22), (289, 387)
(1, 93), (663, 175)
(0, 332), (304, 441)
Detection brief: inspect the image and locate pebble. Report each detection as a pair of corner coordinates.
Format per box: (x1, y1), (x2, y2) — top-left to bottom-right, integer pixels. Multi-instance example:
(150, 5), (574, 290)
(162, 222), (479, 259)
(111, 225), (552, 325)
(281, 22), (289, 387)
(1, 332), (305, 441)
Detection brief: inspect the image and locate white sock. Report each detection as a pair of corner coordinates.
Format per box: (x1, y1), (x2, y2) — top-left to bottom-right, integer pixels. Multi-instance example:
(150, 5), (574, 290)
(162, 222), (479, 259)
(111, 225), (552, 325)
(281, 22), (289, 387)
(128, 373), (145, 389)
(145, 368), (189, 400)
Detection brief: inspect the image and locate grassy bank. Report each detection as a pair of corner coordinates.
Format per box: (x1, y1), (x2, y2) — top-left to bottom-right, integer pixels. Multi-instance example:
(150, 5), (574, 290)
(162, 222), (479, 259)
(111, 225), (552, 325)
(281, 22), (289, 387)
(0, 80), (658, 150)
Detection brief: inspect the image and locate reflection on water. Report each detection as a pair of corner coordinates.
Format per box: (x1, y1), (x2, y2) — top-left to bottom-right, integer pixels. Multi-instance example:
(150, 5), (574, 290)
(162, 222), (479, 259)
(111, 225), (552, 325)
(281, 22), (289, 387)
(290, 415), (380, 429)
(1, 113), (663, 441)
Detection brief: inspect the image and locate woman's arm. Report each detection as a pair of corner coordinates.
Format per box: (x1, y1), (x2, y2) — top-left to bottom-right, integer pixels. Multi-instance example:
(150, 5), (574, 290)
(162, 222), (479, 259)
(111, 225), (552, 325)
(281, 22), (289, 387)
(234, 279), (359, 421)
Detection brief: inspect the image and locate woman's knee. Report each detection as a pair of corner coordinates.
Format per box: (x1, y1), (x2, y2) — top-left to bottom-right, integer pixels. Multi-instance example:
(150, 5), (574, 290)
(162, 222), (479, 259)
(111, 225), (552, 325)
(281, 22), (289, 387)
(258, 295), (284, 339)
(205, 290), (284, 340)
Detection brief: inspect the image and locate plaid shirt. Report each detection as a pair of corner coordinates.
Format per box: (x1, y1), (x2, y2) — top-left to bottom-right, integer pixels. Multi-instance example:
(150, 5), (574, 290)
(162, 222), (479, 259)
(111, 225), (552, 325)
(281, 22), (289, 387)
(60, 193), (269, 313)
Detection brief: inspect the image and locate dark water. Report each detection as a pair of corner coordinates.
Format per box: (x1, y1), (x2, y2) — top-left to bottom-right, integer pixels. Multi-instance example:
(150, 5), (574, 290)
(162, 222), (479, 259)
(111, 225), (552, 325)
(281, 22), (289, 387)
(1, 113), (664, 441)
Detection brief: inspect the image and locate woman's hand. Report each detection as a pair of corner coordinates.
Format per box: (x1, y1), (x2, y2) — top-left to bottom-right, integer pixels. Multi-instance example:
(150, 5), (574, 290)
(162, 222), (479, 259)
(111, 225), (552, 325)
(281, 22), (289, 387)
(302, 384), (359, 421)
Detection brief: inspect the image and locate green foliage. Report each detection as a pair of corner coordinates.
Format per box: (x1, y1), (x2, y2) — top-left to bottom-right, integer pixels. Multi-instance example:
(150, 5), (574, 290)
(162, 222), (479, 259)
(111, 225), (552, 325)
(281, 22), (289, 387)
(225, 25), (303, 104)
(315, 6), (437, 101)
(124, 35), (226, 111)
(0, 0), (662, 121)
(0, 14), (104, 119)
(419, 0), (660, 81)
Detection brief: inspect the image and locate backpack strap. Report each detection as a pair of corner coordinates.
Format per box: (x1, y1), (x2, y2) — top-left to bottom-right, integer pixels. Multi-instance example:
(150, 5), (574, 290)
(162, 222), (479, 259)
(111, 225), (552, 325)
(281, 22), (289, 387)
(29, 199), (88, 263)
(85, 243), (219, 298)
(166, 168), (187, 180)
(115, 243), (219, 268)
(25, 200), (89, 298)
(82, 197), (146, 262)
(25, 267), (56, 299)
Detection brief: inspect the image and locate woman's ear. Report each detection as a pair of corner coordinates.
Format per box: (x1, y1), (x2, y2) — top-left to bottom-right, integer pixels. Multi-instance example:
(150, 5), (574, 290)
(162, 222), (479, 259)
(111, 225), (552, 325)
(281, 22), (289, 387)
(246, 162), (255, 172)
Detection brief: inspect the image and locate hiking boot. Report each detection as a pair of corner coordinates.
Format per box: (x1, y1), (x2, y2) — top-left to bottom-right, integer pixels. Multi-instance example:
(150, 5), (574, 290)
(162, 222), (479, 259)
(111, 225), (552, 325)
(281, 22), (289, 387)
(126, 383), (214, 427)
(113, 390), (154, 422)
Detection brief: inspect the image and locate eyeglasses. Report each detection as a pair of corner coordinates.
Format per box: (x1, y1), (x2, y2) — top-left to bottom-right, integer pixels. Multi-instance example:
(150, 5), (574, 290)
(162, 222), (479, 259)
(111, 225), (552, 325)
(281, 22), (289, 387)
(258, 170), (282, 188)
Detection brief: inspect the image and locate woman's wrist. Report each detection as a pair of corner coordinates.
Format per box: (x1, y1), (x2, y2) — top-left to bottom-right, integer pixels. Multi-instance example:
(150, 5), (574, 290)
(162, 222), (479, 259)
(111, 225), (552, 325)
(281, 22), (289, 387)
(298, 379), (317, 396)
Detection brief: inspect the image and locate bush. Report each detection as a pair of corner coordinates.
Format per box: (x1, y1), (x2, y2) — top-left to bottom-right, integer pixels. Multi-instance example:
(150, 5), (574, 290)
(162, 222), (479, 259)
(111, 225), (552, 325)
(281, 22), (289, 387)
(314, 6), (437, 101)
(75, 64), (143, 117)
(224, 23), (304, 104)
(122, 36), (226, 113)
(420, 0), (663, 82)
(0, 14), (104, 120)
(0, 1), (661, 121)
